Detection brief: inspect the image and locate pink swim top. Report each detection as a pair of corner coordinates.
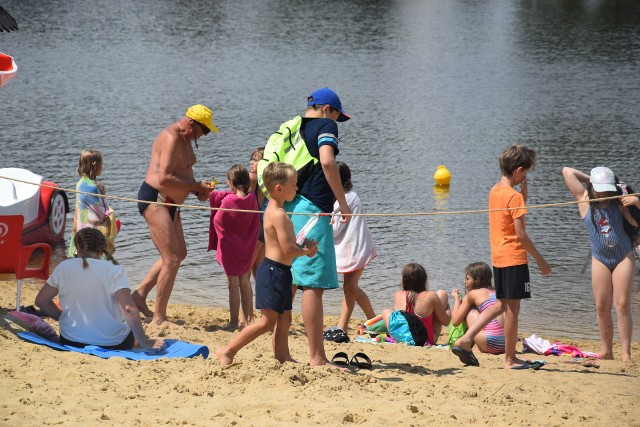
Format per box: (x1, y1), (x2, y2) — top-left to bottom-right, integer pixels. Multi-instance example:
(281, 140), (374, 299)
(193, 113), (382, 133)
(405, 291), (435, 345)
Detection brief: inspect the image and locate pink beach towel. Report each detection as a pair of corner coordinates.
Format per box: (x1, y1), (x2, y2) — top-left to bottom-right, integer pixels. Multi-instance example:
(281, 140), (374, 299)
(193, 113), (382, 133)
(208, 191), (260, 276)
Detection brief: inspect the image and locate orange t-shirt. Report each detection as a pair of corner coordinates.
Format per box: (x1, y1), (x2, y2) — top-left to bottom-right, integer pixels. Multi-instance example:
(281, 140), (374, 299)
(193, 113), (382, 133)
(488, 184), (528, 268)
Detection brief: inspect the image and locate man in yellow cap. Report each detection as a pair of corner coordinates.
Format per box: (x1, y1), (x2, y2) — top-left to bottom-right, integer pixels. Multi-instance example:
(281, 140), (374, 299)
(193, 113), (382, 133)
(132, 104), (218, 326)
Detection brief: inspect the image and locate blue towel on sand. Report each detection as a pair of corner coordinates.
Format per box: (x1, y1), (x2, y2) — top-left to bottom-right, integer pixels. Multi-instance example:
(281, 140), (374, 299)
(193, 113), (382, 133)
(18, 332), (209, 360)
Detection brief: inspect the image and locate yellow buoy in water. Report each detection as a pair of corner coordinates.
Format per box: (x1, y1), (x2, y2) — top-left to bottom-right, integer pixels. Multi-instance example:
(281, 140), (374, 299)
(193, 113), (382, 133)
(434, 165), (451, 187)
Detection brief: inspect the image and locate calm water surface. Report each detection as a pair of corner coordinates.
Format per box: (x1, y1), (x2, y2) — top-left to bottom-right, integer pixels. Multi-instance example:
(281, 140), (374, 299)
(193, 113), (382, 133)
(1, 0), (639, 340)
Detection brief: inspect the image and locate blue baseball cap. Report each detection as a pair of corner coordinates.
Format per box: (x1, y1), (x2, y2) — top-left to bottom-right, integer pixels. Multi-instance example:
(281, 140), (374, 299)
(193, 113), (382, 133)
(307, 87), (351, 122)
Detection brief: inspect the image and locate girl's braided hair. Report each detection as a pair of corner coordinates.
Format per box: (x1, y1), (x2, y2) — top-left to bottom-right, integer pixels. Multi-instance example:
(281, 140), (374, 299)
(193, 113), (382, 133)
(73, 228), (118, 268)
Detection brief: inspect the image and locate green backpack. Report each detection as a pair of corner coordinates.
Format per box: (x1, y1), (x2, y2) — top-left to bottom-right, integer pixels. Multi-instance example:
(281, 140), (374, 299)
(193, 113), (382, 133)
(257, 116), (319, 199)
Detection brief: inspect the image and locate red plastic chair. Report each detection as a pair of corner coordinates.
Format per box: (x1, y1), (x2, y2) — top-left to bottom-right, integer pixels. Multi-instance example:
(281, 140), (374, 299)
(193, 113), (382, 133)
(0, 215), (51, 310)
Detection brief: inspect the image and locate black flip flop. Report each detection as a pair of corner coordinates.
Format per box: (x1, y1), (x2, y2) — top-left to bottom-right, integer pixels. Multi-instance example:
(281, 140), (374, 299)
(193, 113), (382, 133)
(331, 352), (350, 367)
(527, 360), (546, 370)
(511, 363), (532, 370)
(451, 346), (480, 367)
(349, 352), (372, 370)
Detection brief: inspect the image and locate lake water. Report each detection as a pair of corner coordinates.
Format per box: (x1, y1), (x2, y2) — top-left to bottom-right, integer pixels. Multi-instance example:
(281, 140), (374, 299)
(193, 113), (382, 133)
(1, 0), (639, 340)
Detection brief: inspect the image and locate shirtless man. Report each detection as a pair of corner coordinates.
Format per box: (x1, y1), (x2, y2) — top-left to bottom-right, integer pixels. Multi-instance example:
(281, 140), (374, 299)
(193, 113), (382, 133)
(132, 104), (217, 326)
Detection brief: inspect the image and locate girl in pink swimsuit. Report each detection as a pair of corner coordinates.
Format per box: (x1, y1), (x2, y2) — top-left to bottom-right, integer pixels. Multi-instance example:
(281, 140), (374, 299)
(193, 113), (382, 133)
(382, 263), (451, 345)
(451, 262), (506, 355)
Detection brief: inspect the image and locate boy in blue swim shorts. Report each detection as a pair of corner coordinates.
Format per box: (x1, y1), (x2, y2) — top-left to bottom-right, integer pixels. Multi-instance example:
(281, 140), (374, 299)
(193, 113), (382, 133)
(216, 163), (318, 365)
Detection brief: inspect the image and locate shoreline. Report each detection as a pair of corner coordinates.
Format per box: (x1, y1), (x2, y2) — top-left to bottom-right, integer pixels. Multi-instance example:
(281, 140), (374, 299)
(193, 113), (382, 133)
(1, 280), (639, 426)
(2, 278), (634, 344)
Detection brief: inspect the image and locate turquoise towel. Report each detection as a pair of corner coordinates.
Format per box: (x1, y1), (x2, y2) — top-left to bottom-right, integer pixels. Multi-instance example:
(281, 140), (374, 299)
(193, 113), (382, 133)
(18, 332), (209, 360)
(284, 195), (338, 290)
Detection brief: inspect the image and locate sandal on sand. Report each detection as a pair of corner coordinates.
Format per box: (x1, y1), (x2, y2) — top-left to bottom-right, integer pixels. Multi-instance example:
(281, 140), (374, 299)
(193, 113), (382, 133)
(511, 363), (532, 370)
(331, 352), (350, 366)
(452, 346), (480, 367)
(527, 360), (546, 370)
(512, 360), (545, 370)
(349, 352), (372, 370)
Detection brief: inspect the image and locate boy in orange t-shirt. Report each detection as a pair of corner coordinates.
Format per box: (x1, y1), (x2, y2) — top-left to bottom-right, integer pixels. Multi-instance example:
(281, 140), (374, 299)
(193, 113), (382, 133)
(452, 145), (551, 370)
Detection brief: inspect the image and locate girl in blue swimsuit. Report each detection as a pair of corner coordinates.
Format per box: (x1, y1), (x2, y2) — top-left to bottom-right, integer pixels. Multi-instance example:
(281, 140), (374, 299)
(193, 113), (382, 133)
(563, 166), (639, 362)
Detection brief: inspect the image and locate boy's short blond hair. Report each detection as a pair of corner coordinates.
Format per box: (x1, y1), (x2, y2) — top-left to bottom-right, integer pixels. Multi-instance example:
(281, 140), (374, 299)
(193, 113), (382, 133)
(499, 144), (538, 177)
(262, 162), (296, 192)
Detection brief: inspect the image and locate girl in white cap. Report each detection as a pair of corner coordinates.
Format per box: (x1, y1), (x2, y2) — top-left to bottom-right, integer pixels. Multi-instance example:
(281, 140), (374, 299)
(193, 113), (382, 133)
(562, 166), (640, 362)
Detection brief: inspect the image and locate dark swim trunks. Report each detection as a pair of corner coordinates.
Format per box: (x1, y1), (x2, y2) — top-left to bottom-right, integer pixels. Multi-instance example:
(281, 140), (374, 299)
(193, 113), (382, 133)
(60, 331), (135, 350)
(137, 181), (178, 221)
(255, 257), (293, 314)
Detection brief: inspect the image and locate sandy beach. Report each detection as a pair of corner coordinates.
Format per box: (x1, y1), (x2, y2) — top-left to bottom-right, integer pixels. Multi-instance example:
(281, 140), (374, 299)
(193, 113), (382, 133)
(1, 280), (638, 426)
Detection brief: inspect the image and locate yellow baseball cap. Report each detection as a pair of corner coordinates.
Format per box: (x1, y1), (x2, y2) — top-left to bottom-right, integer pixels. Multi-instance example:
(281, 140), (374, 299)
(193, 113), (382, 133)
(186, 104), (219, 134)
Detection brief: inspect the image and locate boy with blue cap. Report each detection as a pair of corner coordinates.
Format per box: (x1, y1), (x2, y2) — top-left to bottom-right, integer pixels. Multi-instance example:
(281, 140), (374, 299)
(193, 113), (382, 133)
(277, 87), (352, 368)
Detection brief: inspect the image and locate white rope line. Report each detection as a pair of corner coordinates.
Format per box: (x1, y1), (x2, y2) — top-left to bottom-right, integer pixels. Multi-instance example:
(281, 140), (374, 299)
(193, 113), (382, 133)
(1, 175), (638, 218)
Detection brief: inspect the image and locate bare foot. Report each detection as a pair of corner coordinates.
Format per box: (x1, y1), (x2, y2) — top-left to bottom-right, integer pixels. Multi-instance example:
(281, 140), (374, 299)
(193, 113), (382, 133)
(277, 357), (300, 364)
(215, 348), (234, 366)
(504, 357), (530, 370)
(453, 336), (473, 351)
(599, 352), (614, 360)
(131, 291), (154, 317)
(622, 354), (632, 363)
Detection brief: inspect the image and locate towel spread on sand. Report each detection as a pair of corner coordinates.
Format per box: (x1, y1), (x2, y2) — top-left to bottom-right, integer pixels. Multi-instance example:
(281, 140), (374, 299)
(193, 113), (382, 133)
(18, 332), (209, 360)
(208, 191), (260, 276)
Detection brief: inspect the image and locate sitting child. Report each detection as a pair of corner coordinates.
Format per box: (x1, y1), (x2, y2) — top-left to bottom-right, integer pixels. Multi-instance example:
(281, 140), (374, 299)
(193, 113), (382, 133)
(35, 228), (162, 350)
(451, 262), (505, 355)
(382, 263), (451, 346)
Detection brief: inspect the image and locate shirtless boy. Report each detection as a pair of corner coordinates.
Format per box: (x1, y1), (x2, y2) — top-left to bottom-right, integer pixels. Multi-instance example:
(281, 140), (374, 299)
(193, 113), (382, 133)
(216, 162), (318, 365)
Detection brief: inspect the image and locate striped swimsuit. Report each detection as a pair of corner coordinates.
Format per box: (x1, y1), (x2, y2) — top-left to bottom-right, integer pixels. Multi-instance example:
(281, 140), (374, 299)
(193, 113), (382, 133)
(477, 291), (505, 355)
(584, 205), (632, 270)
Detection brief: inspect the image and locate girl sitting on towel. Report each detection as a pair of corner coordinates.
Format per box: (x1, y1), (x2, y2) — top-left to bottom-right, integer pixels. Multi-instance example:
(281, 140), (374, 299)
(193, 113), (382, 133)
(451, 262), (505, 355)
(208, 164), (260, 330)
(35, 228), (163, 350)
(382, 263), (451, 346)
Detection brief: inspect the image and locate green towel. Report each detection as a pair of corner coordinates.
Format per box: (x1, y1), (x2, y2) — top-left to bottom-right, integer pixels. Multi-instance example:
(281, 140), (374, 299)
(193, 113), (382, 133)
(448, 321), (471, 349)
